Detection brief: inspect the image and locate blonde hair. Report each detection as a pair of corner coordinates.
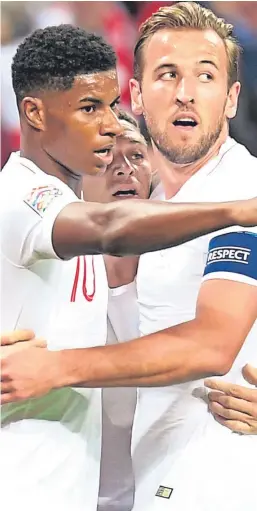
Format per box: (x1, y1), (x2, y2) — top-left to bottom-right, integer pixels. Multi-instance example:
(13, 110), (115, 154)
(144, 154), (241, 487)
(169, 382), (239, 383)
(134, 1), (241, 88)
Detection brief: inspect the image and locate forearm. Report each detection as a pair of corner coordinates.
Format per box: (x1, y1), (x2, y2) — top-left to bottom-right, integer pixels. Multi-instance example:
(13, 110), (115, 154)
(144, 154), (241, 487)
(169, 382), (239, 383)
(54, 320), (231, 389)
(54, 197), (249, 259)
(102, 199), (241, 256)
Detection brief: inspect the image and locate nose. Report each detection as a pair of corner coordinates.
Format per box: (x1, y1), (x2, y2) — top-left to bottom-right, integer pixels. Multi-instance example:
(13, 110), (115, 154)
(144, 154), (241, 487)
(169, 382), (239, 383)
(112, 155), (135, 177)
(100, 108), (124, 138)
(175, 78), (195, 106)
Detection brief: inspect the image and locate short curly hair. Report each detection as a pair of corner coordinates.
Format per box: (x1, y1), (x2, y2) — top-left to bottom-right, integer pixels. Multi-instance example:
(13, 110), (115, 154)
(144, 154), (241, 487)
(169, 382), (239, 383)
(12, 24), (117, 104)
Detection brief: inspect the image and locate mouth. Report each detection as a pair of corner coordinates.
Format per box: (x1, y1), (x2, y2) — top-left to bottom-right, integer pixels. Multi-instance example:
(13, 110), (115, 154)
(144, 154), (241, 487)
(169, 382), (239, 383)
(112, 188), (138, 199)
(172, 116), (198, 131)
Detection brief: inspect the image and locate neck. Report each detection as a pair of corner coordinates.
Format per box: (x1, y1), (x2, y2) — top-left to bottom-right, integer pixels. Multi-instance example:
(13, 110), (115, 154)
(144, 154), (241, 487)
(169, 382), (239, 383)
(153, 126), (228, 200)
(20, 132), (82, 197)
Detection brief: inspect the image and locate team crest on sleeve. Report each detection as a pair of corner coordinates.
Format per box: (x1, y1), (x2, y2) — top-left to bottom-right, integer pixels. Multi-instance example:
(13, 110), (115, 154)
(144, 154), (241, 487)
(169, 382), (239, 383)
(23, 185), (63, 216)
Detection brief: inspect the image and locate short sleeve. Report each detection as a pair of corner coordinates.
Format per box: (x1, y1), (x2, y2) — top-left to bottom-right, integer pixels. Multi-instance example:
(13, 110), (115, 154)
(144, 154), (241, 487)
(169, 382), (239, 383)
(202, 230), (257, 287)
(0, 181), (81, 267)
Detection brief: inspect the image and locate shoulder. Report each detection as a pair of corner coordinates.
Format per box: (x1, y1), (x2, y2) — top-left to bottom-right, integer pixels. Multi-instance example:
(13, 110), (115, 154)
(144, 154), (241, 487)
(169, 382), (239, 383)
(198, 141), (257, 203)
(0, 154), (77, 216)
(1, 152), (73, 190)
(213, 140), (257, 189)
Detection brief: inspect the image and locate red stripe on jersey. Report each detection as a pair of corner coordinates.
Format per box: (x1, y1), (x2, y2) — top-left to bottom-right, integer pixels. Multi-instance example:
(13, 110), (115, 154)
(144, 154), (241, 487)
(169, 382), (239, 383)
(82, 256), (96, 302)
(70, 256), (96, 302)
(70, 257), (80, 302)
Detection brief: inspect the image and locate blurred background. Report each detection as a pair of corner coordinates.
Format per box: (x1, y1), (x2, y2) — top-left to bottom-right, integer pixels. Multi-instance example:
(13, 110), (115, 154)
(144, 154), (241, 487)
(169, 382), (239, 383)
(1, 1), (257, 167)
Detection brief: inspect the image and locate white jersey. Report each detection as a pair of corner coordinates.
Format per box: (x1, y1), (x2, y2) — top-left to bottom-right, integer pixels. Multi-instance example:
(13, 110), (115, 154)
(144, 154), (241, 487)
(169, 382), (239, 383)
(131, 138), (257, 511)
(0, 153), (109, 511)
(98, 281), (139, 511)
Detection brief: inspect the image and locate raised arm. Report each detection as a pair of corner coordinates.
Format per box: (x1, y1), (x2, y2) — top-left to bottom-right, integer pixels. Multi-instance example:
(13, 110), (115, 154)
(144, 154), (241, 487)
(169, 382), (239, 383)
(53, 197), (257, 259)
(3, 179), (257, 265)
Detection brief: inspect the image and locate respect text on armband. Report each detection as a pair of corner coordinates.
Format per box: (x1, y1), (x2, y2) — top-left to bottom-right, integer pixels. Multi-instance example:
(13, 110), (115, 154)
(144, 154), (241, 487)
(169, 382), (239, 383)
(206, 246), (251, 265)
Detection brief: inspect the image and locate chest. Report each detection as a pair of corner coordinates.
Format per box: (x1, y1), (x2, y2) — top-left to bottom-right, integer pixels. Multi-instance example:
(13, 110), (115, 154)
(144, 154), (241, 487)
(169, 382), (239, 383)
(137, 238), (209, 333)
(48, 255), (109, 349)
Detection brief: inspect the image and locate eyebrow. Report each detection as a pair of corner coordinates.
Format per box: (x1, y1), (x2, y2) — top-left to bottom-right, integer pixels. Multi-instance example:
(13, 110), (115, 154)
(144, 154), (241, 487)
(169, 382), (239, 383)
(79, 95), (121, 107)
(128, 140), (143, 145)
(154, 63), (178, 74)
(199, 59), (219, 70)
(79, 96), (102, 105)
(154, 59), (219, 74)
(129, 139), (146, 144)
(122, 137), (147, 147)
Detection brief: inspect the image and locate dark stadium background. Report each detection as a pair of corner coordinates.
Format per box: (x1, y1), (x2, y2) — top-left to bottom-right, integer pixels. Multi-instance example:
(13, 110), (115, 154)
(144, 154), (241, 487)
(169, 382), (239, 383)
(1, 1), (257, 167)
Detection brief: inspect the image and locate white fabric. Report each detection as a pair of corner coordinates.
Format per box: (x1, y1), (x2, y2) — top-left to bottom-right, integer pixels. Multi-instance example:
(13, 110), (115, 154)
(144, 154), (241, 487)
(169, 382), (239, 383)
(204, 270), (257, 286)
(108, 281), (140, 343)
(131, 138), (257, 511)
(98, 282), (139, 511)
(0, 153), (109, 511)
(0, 152), (82, 333)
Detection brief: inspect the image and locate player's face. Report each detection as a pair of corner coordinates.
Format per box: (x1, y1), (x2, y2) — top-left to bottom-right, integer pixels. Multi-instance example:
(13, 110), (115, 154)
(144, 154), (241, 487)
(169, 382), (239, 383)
(130, 29), (240, 165)
(83, 128), (152, 203)
(41, 70), (123, 176)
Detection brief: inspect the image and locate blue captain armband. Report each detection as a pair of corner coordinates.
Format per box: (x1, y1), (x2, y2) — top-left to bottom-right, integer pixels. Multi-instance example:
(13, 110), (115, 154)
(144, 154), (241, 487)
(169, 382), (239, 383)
(203, 231), (257, 284)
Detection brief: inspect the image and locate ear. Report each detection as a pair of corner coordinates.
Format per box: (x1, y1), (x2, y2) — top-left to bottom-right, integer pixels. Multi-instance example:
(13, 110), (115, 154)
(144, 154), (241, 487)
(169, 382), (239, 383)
(129, 78), (144, 116)
(21, 97), (45, 131)
(225, 81), (241, 120)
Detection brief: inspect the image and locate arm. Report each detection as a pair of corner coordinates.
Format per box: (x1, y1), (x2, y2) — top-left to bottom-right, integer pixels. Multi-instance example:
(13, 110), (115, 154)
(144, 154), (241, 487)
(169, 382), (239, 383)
(65, 230), (257, 387)
(54, 278), (257, 388)
(4, 180), (257, 263)
(2, 276), (256, 401)
(205, 365), (257, 434)
(2, 233), (257, 401)
(53, 197), (257, 259)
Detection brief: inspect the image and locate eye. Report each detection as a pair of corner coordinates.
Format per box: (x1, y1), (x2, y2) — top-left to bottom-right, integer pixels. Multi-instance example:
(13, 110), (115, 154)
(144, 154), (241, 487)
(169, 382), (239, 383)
(160, 71), (177, 81)
(199, 73), (213, 82)
(131, 152), (144, 161)
(111, 99), (120, 111)
(81, 105), (96, 114)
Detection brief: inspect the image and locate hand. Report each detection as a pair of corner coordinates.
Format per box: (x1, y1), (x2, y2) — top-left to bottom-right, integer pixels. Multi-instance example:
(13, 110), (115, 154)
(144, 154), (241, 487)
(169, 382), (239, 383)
(242, 363), (257, 385)
(1, 344), (62, 404)
(205, 364), (257, 434)
(1, 329), (35, 346)
(1, 338), (46, 359)
(234, 197), (257, 227)
(1, 329), (46, 359)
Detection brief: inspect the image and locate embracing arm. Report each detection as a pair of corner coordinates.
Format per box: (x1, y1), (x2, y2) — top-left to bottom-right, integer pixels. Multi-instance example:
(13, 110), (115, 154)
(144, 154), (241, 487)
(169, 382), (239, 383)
(52, 278), (257, 388)
(2, 232), (257, 401)
(1, 279), (257, 401)
(2, 277), (256, 404)
(53, 197), (257, 259)
(68, 229), (257, 387)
